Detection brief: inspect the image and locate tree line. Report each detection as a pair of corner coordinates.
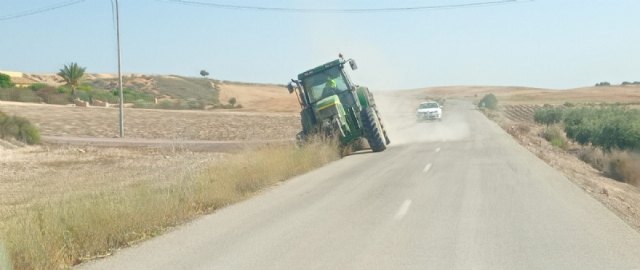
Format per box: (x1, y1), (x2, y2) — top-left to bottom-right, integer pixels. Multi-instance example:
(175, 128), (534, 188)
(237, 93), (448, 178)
(534, 106), (640, 152)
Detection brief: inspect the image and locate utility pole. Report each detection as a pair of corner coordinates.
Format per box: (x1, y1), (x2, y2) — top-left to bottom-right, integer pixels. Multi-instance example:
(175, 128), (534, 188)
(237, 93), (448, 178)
(115, 0), (124, 138)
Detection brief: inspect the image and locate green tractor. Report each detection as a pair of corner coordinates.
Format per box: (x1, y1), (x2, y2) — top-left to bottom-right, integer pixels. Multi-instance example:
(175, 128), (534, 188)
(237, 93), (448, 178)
(287, 54), (390, 153)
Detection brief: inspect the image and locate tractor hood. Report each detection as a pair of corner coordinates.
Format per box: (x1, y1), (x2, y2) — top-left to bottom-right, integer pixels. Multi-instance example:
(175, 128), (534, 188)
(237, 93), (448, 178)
(314, 95), (346, 120)
(315, 95), (340, 111)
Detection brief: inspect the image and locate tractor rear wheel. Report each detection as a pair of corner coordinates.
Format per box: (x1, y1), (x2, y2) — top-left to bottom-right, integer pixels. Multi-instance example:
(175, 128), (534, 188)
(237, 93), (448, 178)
(361, 108), (386, 152)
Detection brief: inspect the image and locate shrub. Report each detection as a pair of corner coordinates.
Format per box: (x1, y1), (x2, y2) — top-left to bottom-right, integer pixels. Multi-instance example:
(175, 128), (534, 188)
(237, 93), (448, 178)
(541, 126), (567, 150)
(77, 84), (93, 91)
(36, 87), (72, 105)
(0, 111), (40, 144)
(133, 99), (154, 109)
(0, 73), (14, 88)
(186, 98), (204, 110)
(595, 82), (611, 87)
(606, 151), (640, 186)
(159, 100), (173, 109)
(534, 107), (564, 126)
(0, 88), (42, 103)
(478, 93), (498, 109)
(578, 147), (606, 170)
(563, 107), (640, 152)
(29, 83), (49, 91)
(580, 148), (640, 186)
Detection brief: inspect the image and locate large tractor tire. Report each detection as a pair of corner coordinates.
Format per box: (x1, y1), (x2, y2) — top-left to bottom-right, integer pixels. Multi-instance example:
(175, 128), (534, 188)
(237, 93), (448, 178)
(373, 107), (391, 145)
(361, 107), (386, 152)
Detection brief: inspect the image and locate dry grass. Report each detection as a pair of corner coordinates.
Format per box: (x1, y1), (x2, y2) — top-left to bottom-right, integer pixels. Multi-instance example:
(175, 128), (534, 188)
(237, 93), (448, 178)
(578, 148), (640, 186)
(541, 126), (568, 150)
(0, 146), (224, 219)
(0, 140), (339, 269)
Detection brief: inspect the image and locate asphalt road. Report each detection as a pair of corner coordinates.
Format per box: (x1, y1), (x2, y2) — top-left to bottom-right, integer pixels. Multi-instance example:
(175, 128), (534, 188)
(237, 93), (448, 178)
(79, 98), (640, 270)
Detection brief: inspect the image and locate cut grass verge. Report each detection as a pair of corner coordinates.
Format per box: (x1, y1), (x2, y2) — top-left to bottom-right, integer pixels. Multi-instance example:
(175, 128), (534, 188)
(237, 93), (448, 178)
(0, 140), (339, 269)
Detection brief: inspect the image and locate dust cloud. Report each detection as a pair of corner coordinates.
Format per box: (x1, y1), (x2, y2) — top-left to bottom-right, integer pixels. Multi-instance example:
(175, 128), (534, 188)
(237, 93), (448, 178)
(374, 91), (471, 145)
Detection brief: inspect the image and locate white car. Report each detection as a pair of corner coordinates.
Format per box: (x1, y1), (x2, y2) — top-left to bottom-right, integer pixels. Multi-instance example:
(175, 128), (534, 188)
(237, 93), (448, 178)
(416, 101), (442, 121)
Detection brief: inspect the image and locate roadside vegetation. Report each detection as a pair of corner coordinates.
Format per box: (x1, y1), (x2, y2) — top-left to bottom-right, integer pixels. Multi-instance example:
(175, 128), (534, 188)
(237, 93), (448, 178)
(0, 68), (232, 110)
(478, 93), (498, 109)
(533, 105), (640, 185)
(0, 109), (40, 145)
(0, 139), (340, 269)
(595, 81), (640, 87)
(0, 74), (14, 88)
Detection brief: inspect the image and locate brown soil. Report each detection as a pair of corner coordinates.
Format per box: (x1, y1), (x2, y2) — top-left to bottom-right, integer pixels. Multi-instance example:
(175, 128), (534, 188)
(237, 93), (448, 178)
(217, 82), (299, 113)
(0, 101), (299, 141)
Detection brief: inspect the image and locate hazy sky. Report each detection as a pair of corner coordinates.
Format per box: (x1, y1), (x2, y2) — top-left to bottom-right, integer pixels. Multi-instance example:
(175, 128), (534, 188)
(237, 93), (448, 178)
(1, 0), (638, 90)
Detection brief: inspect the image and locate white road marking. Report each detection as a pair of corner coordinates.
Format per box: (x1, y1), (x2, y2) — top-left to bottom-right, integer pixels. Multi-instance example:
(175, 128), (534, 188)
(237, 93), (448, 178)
(394, 200), (412, 220)
(423, 163), (432, 173)
(435, 147), (441, 153)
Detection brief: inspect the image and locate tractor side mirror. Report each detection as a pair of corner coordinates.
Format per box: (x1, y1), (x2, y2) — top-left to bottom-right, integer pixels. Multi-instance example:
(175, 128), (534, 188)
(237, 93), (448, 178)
(287, 82), (296, 94)
(349, 59), (358, 70)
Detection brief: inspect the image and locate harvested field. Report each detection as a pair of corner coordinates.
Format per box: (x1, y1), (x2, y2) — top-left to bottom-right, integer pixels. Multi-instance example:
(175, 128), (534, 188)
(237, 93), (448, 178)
(217, 82), (299, 113)
(0, 83), (302, 217)
(0, 101), (299, 141)
(502, 104), (541, 123)
(0, 145), (225, 219)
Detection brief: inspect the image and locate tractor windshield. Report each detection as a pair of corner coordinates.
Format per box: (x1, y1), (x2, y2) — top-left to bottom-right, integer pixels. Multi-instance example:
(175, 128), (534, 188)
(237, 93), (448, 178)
(419, 102), (440, 109)
(302, 67), (350, 104)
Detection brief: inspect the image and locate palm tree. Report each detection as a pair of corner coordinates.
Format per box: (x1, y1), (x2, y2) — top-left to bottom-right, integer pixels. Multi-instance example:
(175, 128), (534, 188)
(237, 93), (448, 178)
(57, 62), (86, 97)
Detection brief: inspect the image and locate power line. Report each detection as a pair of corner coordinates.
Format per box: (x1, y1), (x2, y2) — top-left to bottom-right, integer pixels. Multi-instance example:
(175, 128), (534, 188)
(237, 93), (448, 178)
(0, 0), (86, 21)
(157, 0), (525, 13)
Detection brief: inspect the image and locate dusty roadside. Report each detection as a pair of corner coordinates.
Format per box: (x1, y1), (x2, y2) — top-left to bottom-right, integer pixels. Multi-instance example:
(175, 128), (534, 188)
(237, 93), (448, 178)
(488, 108), (640, 231)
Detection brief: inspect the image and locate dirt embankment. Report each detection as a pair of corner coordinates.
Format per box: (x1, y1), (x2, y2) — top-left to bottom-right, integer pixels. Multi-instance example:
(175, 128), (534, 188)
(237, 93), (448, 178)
(489, 105), (640, 232)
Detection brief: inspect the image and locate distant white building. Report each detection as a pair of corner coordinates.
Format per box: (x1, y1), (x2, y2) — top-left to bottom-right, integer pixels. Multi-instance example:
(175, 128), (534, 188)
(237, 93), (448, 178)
(0, 70), (23, 77)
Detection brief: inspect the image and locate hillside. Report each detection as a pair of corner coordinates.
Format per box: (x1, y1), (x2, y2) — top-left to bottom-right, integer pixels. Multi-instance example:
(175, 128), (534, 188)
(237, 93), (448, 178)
(402, 85), (640, 105)
(0, 72), (298, 112)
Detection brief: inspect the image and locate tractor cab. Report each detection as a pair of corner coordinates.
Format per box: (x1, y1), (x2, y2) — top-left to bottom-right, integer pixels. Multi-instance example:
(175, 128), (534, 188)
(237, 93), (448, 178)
(287, 55), (389, 153)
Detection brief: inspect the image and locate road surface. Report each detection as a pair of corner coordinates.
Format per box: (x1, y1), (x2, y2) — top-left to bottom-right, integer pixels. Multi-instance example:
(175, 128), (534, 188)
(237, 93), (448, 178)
(79, 98), (640, 270)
